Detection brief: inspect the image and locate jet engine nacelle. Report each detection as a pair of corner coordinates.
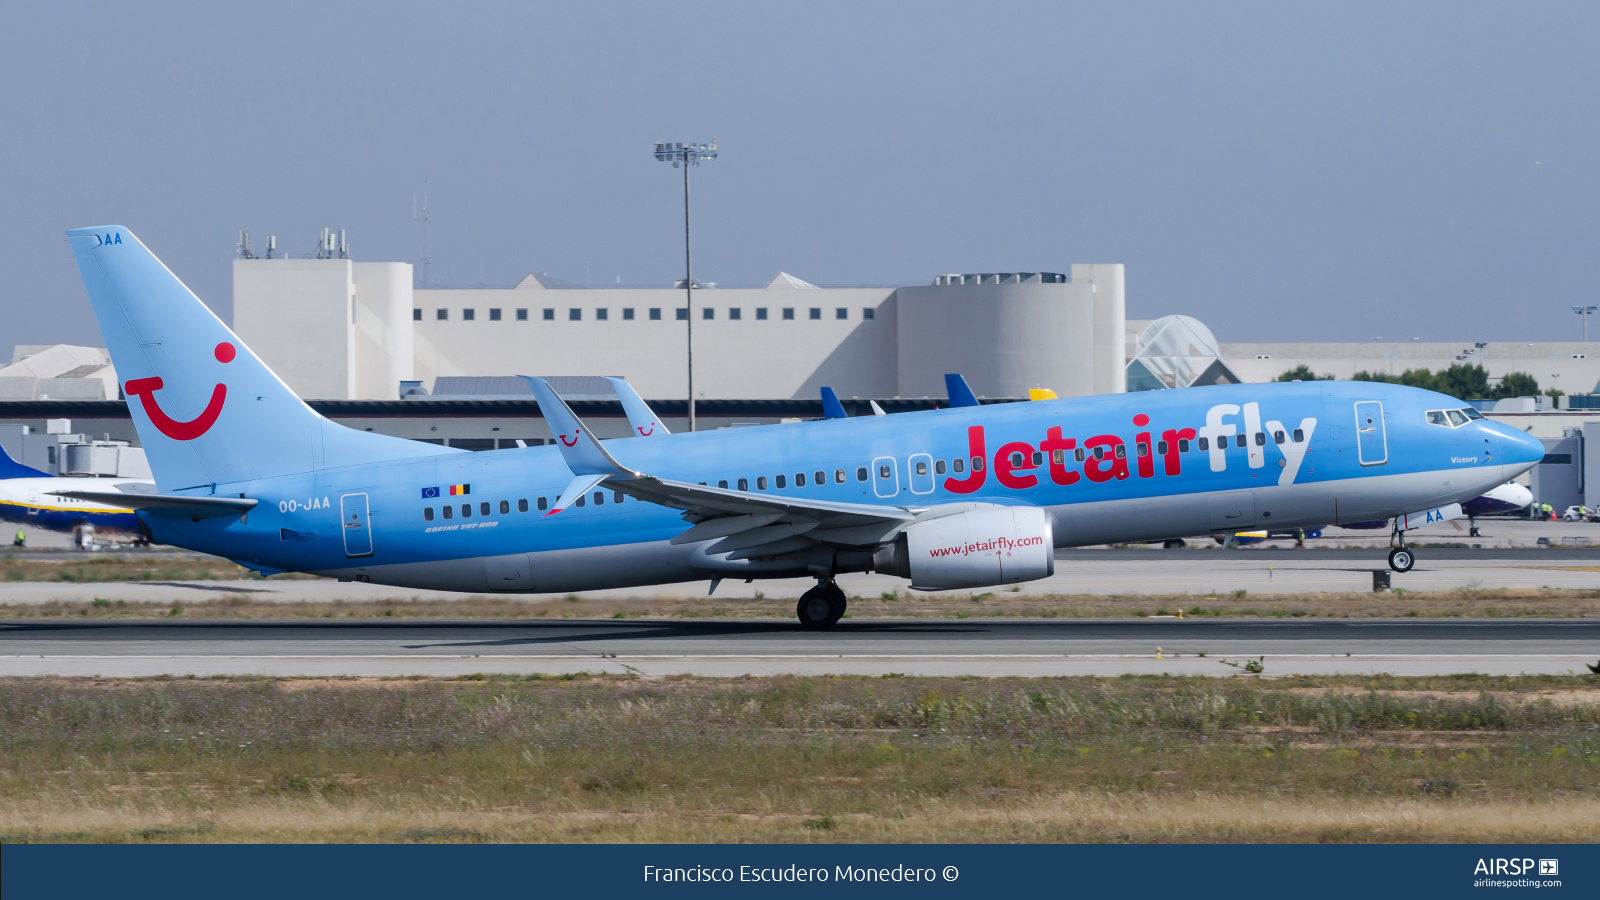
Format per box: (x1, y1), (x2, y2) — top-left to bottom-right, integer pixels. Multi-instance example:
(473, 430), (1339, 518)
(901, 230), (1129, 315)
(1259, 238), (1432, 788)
(874, 506), (1055, 590)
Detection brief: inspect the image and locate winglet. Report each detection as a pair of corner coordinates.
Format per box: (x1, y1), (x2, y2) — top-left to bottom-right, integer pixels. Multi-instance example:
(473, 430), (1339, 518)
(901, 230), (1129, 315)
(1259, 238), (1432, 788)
(820, 387), (849, 419)
(603, 376), (671, 437)
(520, 376), (640, 478)
(944, 374), (979, 408)
(544, 473), (609, 516)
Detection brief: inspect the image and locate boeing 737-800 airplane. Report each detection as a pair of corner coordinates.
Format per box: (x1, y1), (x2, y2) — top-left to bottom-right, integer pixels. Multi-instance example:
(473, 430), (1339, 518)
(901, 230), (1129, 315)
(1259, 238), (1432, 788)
(55, 227), (1545, 628)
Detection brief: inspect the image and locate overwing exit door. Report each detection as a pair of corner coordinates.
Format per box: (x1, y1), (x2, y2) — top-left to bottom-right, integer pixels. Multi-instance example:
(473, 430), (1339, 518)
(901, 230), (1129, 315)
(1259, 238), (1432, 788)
(1354, 401), (1388, 466)
(340, 492), (373, 557)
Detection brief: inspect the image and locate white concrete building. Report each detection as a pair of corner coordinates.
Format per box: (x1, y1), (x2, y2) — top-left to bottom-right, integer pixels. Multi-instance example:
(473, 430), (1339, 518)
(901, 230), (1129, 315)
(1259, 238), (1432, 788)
(231, 259), (1129, 401)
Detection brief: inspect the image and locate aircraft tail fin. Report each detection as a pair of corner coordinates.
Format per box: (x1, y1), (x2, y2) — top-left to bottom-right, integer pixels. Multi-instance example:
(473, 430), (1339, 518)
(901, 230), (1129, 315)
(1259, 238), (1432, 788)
(66, 226), (457, 490)
(0, 442), (48, 479)
(944, 373), (980, 408)
(820, 387), (849, 419)
(603, 376), (670, 437)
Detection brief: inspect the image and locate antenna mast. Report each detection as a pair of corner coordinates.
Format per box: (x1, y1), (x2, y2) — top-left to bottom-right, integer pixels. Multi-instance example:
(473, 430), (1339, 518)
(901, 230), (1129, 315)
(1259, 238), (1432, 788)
(412, 188), (431, 286)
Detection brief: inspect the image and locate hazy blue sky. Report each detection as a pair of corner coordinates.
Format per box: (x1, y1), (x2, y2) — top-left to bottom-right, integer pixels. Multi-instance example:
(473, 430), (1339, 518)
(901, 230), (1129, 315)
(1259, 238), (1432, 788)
(3, 1), (1598, 347)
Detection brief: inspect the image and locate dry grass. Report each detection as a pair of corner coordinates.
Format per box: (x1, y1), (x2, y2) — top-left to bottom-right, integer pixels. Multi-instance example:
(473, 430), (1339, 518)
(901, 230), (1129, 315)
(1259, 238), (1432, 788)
(0, 553), (315, 584)
(0, 673), (1596, 843)
(4, 585), (1600, 620)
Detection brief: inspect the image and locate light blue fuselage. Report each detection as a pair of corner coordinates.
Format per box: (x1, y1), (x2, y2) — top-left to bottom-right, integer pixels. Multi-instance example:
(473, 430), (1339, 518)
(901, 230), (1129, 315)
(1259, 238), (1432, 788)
(138, 380), (1543, 593)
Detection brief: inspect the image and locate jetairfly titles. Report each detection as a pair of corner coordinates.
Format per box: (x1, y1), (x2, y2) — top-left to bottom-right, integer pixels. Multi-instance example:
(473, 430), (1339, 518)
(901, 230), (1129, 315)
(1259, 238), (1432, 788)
(54, 225), (1545, 628)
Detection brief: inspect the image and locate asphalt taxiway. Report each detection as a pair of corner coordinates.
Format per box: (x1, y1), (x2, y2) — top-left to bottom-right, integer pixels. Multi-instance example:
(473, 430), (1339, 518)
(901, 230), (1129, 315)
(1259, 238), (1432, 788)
(3, 617), (1596, 678)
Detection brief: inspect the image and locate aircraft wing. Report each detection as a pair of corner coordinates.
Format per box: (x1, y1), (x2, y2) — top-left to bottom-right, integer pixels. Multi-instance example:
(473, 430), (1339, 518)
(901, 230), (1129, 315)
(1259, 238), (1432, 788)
(521, 375), (915, 550)
(49, 490), (257, 520)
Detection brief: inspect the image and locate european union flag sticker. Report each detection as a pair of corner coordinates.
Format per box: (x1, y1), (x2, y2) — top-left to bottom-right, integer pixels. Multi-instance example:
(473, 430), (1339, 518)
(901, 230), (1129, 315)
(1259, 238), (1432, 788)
(421, 486), (440, 499)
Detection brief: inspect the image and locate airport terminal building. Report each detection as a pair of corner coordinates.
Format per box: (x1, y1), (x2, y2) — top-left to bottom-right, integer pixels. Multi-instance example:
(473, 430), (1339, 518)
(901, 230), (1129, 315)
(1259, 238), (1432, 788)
(231, 258), (1130, 404)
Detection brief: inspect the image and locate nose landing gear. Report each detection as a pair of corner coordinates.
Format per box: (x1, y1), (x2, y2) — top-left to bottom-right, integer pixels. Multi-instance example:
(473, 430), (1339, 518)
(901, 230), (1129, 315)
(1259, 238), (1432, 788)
(1388, 525), (1416, 573)
(797, 579), (847, 630)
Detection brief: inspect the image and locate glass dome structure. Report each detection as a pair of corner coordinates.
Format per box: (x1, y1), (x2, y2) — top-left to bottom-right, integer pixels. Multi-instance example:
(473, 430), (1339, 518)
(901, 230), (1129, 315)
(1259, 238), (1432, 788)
(1126, 315), (1241, 391)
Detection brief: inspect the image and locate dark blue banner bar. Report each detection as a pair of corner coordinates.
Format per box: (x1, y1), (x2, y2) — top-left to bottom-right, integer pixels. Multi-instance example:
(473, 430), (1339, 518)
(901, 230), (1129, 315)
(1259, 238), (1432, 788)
(3, 844), (1595, 899)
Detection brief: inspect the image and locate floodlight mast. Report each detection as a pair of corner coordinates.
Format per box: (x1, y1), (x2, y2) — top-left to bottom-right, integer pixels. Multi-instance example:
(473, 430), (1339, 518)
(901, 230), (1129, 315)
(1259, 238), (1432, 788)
(654, 141), (717, 431)
(1573, 305), (1598, 342)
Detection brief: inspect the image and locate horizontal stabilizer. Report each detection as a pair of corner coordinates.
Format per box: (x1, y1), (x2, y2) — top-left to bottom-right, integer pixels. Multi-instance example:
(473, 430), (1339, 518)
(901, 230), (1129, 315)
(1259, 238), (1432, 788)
(545, 473), (609, 517)
(50, 489), (257, 519)
(820, 387), (848, 419)
(945, 373), (979, 408)
(869, 400), (887, 416)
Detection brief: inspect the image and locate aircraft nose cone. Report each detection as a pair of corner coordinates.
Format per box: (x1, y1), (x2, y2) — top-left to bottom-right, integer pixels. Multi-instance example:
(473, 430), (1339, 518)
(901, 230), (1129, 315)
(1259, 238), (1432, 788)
(1490, 422), (1544, 469)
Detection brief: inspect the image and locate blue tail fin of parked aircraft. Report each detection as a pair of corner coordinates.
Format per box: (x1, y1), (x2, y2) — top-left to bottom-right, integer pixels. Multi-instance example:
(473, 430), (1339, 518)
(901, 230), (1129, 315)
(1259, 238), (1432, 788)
(820, 387), (848, 419)
(944, 374), (979, 408)
(0, 443), (48, 479)
(65, 226), (458, 491)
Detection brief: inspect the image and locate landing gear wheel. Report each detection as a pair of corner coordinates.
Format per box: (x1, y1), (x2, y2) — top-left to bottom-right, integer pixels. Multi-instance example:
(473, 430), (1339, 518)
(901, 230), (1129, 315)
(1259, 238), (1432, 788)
(1163, 539), (1187, 549)
(797, 582), (847, 630)
(1388, 547), (1415, 573)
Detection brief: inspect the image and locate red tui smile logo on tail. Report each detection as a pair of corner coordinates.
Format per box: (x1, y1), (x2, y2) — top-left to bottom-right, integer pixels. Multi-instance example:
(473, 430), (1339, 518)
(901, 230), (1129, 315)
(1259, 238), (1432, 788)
(124, 342), (234, 441)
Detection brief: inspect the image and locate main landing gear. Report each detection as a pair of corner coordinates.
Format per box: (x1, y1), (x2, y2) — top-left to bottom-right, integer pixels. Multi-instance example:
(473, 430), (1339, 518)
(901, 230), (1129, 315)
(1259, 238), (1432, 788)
(1387, 526), (1416, 573)
(797, 579), (847, 630)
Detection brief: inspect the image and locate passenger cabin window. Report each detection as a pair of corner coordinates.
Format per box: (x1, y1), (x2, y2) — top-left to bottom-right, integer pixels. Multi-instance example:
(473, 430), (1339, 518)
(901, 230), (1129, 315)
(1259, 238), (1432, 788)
(1273, 430), (1285, 444)
(1136, 443), (1149, 457)
(500, 500), (510, 514)
(614, 491), (623, 503)
(878, 464), (892, 479)
(737, 478), (749, 491)
(1113, 445), (1126, 459)
(971, 457), (984, 472)
(480, 502), (490, 516)
(1254, 432), (1266, 446)
(1155, 441), (1167, 455)
(593, 491), (604, 505)
(575, 496), (585, 508)
(1093, 447), (1105, 460)
(935, 460), (946, 475)
(718, 480), (728, 488)
(856, 467), (868, 481)
(953, 458), (964, 473)
(835, 468), (846, 483)
(461, 504), (471, 517)
(1198, 437), (1209, 451)
(795, 472), (806, 486)
(775, 474), (786, 488)
(814, 470), (824, 484)
(1052, 449), (1065, 464)
(1235, 434), (1247, 448)
(1291, 430), (1303, 443)
(537, 497), (548, 511)
(518, 498), (529, 512)
(443, 506), (453, 519)
(915, 461), (927, 476)
(1074, 448), (1086, 462)
(1009, 452), (1023, 467)
(423, 507), (434, 521)
(756, 477), (767, 490)
(1031, 451), (1043, 465)
(1178, 439), (1190, 452)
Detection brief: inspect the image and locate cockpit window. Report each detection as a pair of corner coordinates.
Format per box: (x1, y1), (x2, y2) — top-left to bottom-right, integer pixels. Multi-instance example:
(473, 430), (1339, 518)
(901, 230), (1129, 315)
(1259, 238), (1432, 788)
(1426, 410), (1450, 427)
(1461, 407), (1484, 420)
(1446, 409), (1469, 427)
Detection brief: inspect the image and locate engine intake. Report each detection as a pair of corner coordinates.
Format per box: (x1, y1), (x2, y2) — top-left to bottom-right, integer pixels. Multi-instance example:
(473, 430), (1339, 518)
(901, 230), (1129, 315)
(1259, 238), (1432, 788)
(874, 506), (1055, 590)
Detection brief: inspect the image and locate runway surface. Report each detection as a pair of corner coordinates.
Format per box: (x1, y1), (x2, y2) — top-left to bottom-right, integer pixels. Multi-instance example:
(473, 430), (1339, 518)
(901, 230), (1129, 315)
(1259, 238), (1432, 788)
(6, 547), (1600, 605)
(4, 617), (1597, 678)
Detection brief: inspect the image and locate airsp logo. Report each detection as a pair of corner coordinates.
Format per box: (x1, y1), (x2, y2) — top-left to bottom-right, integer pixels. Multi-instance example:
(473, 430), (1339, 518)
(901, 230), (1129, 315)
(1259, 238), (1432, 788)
(1540, 859), (1559, 876)
(1473, 858), (1549, 876)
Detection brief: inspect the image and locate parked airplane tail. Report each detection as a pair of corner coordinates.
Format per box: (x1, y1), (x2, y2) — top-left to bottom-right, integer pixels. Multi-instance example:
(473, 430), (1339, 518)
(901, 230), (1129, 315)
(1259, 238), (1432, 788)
(66, 226), (458, 490)
(0, 443), (48, 479)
